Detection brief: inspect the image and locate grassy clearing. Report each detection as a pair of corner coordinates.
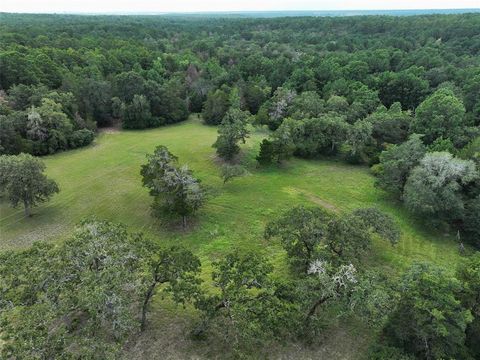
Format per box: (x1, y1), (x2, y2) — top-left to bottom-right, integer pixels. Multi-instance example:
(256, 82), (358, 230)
(0, 114), (464, 358)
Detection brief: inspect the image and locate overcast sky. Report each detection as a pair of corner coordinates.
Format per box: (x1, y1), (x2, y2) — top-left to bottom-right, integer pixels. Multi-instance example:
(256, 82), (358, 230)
(1, 0), (479, 14)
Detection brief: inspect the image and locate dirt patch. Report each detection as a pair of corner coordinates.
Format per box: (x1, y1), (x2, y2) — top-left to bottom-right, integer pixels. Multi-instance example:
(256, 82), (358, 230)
(305, 193), (339, 213)
(99, 126), (121, 134)
(284, 187), (339, 213)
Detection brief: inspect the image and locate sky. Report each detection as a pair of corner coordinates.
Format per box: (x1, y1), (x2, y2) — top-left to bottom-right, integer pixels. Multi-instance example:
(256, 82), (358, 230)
(1, 0), (479, 14)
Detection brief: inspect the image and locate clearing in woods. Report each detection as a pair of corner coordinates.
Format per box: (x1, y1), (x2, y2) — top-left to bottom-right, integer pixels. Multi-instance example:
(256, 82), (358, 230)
(0, 114), (463, 357)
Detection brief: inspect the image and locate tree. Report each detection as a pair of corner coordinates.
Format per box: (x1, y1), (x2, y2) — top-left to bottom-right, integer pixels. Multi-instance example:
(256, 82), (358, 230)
(266, 206), (399, 269)
(194, 251), (299, 353)
(368, 102), (412, 147)
(265, 206), (332, 271)
(377, 68), (429, 110)
(299, 260), (357, 335)
(385, 263), (473, 359)
(212, 108), (249, 160)
(139, 245), (201, 331)
(256, 119), (295, 165)
(344, 119), (373, 163)
(27, 98), (73, 155)
(374, 134), (426, 198)
(463, 195), (480, 248)
(264, 87), (296, 130)
(0, 218), (201, 359)
(457, 253), (480, 358)
(244, 77), (270, 115)
(141, 145), (205, 228)
(220, 164), (247, 184)
(0, 153), (59, 216)
(403, 152), (478, 223)
(202, 88), (229, 125)
(290, 116), (350, 157)
(411, 88), (468, 147)
(321, 208), (400, 264)
(113, 71), (146, 102)
(123, 94), (152, 129)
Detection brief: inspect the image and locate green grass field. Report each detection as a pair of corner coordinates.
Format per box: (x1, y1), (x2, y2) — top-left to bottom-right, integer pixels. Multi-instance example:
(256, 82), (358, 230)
(0, 115), (464, 358)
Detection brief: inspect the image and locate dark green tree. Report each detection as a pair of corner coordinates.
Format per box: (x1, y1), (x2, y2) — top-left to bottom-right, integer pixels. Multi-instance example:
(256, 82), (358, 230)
(0, 153), (59, 216)
(141, 145), (205, 228)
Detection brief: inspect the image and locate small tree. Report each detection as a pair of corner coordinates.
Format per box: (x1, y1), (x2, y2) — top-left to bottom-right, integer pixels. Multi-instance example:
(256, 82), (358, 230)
(256, 120), (295, 165)
(212, 108), (249, 161)
(141, 145), (205, 228)
(0, 153), (59, 216)
(220, 164), (247, 184)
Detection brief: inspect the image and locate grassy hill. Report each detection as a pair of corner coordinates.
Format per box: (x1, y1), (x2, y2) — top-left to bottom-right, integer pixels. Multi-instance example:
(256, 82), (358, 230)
(0, 115), (464, 358)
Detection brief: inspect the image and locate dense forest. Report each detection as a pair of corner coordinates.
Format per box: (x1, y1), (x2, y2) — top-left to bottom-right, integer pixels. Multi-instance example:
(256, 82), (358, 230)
(0, 12), (479, 359)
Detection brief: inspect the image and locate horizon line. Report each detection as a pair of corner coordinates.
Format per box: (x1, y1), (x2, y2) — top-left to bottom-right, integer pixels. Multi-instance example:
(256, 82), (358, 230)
(1, 8), (479, 16)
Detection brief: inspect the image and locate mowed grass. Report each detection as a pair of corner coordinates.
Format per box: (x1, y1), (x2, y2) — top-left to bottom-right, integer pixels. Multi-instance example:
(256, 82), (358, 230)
(0, 115), (461, 269)
(0, 115), (464, 358)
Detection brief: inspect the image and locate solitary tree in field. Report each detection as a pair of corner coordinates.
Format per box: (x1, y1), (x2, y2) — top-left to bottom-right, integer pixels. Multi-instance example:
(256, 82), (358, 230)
(0, 153), (59, 216)
(141, 145), (205, 228)
(220, 164), (247, 184)
(212, 108), (250, 161)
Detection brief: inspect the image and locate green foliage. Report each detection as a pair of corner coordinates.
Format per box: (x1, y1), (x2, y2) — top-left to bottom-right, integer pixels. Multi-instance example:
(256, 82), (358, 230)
(266, 206), (400, 268)
(385, 263), (473, 359)
(374, 134), (426, 198)
(404, 152), (478, 222)
(265, 206), (332, 271)
(0, 218), (201, 359)
(202, 88), (230, 125)
(300, 260), (358, 336)
(123, 94), (152, 129)
(212, 108), (250, 160)
(457, 253), (480, 358)
(195, 251), (299, 354)
(377, 68), (429, 110)
(0, 153), (59, 216)
(290, 116), (350, 157)
(256, 119), (296, 165)
(141, 145), (205, 227)
(412, 88), (468, 147)
(463, 196), (480, 247)
(220, 164), (247, 184)
(368, 102), (412, 147)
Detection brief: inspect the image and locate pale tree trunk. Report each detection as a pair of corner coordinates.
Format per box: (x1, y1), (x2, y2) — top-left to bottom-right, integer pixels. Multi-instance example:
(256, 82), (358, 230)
(182, 215), (187, 230)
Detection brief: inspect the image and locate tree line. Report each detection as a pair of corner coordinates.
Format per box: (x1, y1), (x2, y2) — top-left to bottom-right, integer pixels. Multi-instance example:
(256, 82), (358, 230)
(1, 13), (479, 155)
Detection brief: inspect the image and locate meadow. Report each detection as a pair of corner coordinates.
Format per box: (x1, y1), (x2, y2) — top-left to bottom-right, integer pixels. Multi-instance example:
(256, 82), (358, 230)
(0, 115), (464, 358)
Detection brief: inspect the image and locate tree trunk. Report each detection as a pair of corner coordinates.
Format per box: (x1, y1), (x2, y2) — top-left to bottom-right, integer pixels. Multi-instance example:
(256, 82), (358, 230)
(305, 295), (333, 324)
(141, 281), (157, 331)
(182, 215), (187, 230)
(24, 200), (31, 217)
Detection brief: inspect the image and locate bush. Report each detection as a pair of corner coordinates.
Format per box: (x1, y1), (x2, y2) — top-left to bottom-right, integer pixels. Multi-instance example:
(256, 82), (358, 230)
(68, 129), (95, 148)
